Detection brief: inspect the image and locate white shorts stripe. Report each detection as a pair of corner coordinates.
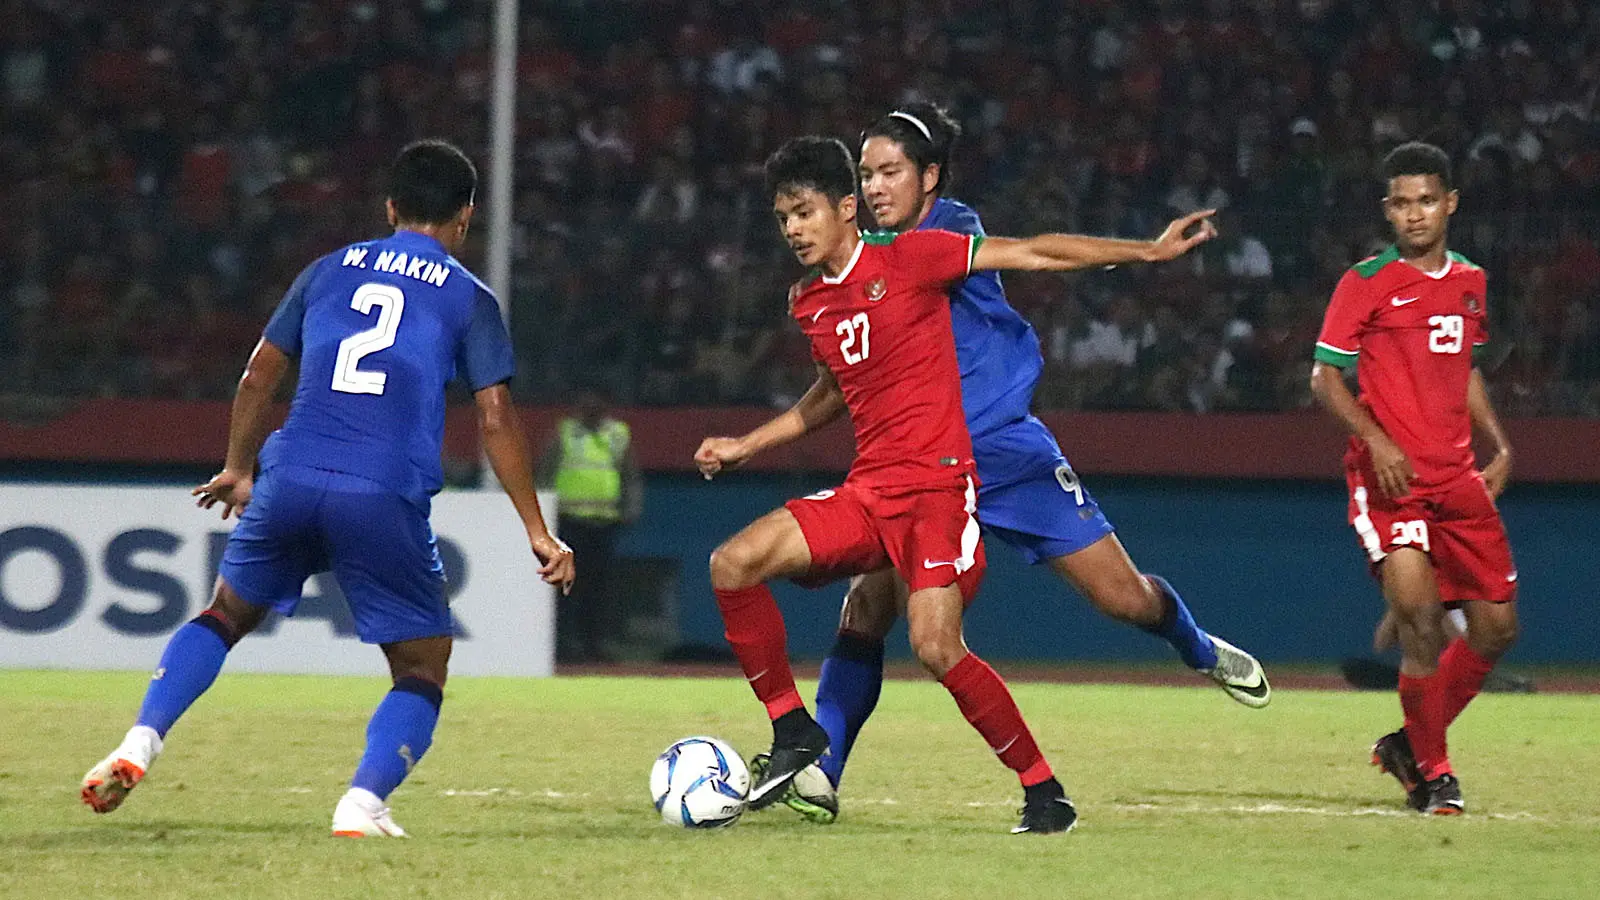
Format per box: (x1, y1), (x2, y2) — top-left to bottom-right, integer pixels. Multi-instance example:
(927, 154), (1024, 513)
(955, 475), (980, 575)
(1351, 485), (1386, 563)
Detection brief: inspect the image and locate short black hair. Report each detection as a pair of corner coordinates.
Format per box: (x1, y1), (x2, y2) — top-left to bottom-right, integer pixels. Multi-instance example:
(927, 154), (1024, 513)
(861, 101), (962, 192)
(765, 136), (858, 203)
(389, 139), (477, 224)
(1382, 141), (1453, 191)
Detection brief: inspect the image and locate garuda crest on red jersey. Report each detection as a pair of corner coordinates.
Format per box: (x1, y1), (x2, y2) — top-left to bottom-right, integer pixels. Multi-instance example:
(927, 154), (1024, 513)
(865, 277), (887, 301)
(1463, 293), (1481, 314)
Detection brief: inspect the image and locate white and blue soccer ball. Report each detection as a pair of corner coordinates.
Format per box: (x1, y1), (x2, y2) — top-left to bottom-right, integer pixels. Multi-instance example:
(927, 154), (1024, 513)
(650, 736), (750, 828)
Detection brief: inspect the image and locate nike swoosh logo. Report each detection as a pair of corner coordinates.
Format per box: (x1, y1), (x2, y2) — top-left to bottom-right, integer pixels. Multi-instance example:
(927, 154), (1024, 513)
(923, 559), (957, 570)
(810, 306), (828, 323)
(1391, 296), (1419, 306)
(1230, 675), (1270, 699)
(1506, 572), (1518, 583)
(990, 736), (1018, 755)
(746, 669), (768, 683)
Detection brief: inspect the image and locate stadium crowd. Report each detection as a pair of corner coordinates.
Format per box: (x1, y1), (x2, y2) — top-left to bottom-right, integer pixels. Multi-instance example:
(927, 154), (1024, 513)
(2, 0), (1598, 415)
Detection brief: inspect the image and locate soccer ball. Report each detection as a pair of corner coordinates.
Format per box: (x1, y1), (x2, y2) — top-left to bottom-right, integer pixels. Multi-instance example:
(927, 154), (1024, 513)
(650, 736), (750, 828)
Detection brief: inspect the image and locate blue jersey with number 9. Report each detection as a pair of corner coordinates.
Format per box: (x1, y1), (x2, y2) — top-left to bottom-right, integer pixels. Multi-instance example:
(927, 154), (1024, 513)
(260, 230), (514, 507)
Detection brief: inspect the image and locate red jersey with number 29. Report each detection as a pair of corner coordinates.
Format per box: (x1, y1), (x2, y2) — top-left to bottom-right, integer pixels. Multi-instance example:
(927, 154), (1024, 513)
(1314, 246), (1489, 487)
(789, 229), (981, 488)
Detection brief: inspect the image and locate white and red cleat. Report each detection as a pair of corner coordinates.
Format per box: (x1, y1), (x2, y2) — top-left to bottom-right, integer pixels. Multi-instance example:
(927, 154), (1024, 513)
(81, 726), (162, 814)
(331, 788), (408, 838)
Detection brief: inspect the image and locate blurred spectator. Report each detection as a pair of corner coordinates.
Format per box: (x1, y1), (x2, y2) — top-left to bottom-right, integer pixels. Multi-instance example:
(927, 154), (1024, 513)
(0, 0), (1597, 417)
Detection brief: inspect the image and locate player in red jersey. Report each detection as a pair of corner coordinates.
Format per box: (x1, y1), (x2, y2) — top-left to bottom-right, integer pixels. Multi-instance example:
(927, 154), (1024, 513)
(694, 136), (1215, 833)
(1310, 142), (1518, 816)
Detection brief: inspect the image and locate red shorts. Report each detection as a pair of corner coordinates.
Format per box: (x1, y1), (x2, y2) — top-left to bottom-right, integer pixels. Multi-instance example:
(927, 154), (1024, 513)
(1345, 465), (1517, 604)
(784, 473), (986, 602)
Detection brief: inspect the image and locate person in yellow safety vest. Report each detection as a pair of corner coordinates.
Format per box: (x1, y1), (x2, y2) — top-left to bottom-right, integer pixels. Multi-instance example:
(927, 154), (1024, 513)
(537, 389), (643, 663)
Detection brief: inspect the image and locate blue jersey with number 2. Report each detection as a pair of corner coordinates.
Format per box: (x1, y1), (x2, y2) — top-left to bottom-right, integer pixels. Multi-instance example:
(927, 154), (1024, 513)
(261, 230), (514, 507)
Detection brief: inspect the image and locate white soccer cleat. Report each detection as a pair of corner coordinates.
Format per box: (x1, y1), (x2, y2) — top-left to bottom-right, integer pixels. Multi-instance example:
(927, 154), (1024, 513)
(81, 725), (162, 814)
(1201, 635), (1272, 708)
(331, 788), (408, 838)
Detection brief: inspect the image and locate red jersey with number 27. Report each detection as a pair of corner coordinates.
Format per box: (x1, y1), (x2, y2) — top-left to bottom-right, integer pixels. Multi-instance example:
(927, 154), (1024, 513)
(789, 229), (981, 488)
(1314, 246), (1489, 488)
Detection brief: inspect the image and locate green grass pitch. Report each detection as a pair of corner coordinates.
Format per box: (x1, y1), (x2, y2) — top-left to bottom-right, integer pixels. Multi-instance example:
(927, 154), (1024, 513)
(1, 671), (1596, 899)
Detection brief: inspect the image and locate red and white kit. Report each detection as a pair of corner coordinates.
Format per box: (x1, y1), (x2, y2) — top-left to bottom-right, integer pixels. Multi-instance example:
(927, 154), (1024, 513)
(785, 229), (986, 598)
(1315, 247), (1516, 603)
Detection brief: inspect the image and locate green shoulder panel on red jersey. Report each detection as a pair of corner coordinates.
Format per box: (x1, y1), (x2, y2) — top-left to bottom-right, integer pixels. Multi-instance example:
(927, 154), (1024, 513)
(1314, 342), (1359, 368)
(861, 230), (896, 246)
(1352, 245), (1401, 279)
(969, 234), (984, 269)
(1448, 250), (1483, 271)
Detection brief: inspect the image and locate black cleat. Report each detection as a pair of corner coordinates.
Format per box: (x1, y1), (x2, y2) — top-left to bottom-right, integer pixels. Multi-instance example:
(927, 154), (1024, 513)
(1370, 729), (1425, 810)
(1011, 779), (1078, 835)
(1416, 773), (1465, 816)
(747, 711), (829, 811)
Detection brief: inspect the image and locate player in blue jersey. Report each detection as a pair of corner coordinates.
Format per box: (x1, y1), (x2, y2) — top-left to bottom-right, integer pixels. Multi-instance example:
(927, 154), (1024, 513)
(80, 140), (575, 837)
(764, 104), (1270, 824)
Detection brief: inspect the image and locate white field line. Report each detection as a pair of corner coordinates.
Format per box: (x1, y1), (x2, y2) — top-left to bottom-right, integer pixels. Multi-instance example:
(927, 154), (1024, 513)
(412, 788), (1589, 824)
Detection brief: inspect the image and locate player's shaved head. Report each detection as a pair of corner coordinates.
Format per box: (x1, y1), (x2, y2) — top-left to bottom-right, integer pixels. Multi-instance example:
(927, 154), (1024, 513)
(389, 140), (478, 225)
(765, 137), (858, 204)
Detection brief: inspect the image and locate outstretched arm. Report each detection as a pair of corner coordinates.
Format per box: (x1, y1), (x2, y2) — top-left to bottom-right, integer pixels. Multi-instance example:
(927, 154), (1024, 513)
(1309, 361), (1413, 498)
(476, 382), (575, 593)
(193, 338), (292, 519)
(695, 363), (844, 478)
(971, 209), (1218, 272)
(1467, 367), (1512, 497)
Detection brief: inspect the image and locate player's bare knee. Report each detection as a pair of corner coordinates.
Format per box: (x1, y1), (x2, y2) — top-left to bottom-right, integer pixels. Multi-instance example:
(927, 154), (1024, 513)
(1474, 615), (1518, 658)
(907, 623), (965, 678)
(708, 541), (761, 591)
(383, 638), (451, 687)
(207, 579), (265, 640)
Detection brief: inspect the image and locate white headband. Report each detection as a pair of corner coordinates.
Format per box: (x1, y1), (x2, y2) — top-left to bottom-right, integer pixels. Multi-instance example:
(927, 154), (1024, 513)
(889, 111), (932, 142)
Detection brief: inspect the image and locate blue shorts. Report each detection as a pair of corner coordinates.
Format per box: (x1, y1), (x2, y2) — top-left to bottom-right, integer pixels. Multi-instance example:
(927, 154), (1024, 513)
(219, 465), (450, 644)
(972, 416), (1116, 565)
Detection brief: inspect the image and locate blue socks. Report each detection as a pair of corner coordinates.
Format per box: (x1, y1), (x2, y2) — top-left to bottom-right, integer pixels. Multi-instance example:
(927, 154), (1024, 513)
(351, 677), (443, 801)
(1141, 574), (1218, 671)
(813, 631), (884, 788)
(135, 614), (235, 738)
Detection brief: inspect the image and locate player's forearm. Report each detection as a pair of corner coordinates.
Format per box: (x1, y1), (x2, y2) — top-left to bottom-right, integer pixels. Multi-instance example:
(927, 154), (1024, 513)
(1466, 368), (1511, 458)
(741, 374), (844, 455)
(1309, 362), (1388, 444)
(222, 355), (285, 472)
(481, 414), (555, 540)
(1018, 233), (1160, 271)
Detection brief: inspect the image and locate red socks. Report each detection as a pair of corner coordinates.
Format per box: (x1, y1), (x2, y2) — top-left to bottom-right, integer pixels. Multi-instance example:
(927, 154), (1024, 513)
(1438, 639), (1495, 726)
(1398, 640), (1498, 782)
(940, 653), (1053, 787)
(714, 585), (803, 720)
(1398, 672), (1450, 781)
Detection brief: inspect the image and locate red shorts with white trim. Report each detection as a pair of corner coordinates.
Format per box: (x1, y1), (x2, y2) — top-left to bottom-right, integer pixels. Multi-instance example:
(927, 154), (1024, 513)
(785, 473), (986, 602)
(1344, 465), (1517, 604)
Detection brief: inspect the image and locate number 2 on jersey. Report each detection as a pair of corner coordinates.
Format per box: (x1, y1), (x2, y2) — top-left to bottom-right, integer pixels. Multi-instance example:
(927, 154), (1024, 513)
(332, 283), (406, 395)
(836, 312), (871, 365)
